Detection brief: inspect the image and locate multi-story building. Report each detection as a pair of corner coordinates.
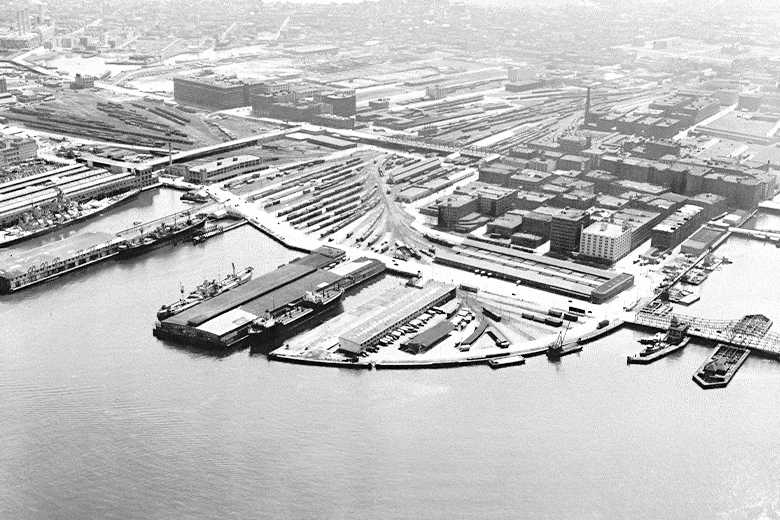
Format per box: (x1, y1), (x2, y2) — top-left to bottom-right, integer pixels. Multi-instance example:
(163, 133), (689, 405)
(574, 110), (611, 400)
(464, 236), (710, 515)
(317, 91), (356, 117)
(650, 204), (705, 250)
(550, 208), (590, 255)
(477, 186), (517, 217)
(179, 155), (263, 184)
(0, 137), (38, 167)
(70, 73), (96, 90)
(579, 221), (632, 262)
(437, 195), (478, 229)
(173, 75), (266, 110)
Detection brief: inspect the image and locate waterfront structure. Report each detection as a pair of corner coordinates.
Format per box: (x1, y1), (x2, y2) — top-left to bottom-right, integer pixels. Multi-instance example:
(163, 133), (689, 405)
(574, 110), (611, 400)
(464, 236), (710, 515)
(0, 232), (122, 293)
(338, 282), (456, 355)
(579, 221), (632, 262)
(0, 164), (138, 226)
(173, 75), (266, 110)
(154, 249), (386, 349)
(436, 238), (633, 303)
(177, 155), (264, 184)
(400, 321), (455, 355)
(0, 137), (38, 167)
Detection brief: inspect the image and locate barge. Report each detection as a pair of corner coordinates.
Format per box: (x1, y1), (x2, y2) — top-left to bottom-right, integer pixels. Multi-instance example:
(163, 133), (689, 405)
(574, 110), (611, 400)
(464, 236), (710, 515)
(546, 326), (581, 360)
(693, 345), (750, 389)
(489, 354), (526, 368)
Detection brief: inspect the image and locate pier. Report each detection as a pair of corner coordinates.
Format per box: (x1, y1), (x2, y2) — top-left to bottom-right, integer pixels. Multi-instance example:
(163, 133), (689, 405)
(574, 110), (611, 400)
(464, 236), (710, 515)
(630, 311), (780, 359)
(728, 227), (780, 244)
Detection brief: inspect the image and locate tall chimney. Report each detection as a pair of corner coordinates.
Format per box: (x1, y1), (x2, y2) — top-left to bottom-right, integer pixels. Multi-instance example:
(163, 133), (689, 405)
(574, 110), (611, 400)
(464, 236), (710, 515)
(584, 87), (591, 123)
(17, 10), (24, 35)
(23, 9), (31, 33)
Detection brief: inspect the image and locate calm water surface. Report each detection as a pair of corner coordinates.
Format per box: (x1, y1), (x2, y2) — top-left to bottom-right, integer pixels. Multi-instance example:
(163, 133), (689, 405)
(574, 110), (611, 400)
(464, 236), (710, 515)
(2, 194), (780, 520)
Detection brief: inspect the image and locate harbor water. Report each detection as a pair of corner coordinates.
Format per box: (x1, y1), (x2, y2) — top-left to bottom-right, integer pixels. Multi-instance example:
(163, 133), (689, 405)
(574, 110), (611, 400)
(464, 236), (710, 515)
(2, 193), (780, 519)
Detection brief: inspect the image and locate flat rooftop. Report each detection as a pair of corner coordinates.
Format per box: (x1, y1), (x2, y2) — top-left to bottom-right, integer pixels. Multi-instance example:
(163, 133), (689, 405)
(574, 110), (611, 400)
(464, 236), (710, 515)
(0, 232), (119, 278)
(340, 282), (453, 346)
(165, 251), (338, 328)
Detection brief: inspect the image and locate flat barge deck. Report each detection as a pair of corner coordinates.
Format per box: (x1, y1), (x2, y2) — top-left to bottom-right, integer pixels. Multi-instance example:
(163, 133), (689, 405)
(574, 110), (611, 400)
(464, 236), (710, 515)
(693, 345), (750, 389)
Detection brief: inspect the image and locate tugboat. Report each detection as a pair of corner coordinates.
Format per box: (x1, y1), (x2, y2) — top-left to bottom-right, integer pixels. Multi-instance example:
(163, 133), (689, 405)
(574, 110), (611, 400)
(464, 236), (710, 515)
(116, 213), (206, 259)
(628, 317), (690, 364)
(247, 285), (344, 348)
(156, 264), (254, 321)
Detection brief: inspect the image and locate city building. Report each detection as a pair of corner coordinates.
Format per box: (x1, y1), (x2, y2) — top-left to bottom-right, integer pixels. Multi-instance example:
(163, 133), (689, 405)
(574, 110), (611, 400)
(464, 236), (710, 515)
(173, 75), (266, 110)
(579, 221), (632, 262)
(70, 74), (96, 90)
(477, 186), (517, 217)
(0, 137), (38, 167)
(176, 155), (264, 184)
(437, 195), (478, 228)
(550, 208), (590, 255)
(650, 204), (705, 250)
(487, 211), (524, 238)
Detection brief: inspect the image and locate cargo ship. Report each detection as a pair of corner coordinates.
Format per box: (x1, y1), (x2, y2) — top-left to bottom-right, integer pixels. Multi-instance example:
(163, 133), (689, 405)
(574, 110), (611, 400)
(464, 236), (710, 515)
(116, 214), (206, 259)
(156, 265), (253, 321)
(0, 188), (140, 248)
(247, 285), (344, 349)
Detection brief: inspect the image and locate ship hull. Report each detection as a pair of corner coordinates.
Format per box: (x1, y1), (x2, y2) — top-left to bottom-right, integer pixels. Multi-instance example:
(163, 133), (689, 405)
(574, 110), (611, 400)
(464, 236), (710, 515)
(116, 219), (205, 260)
(156, 268), (253, 321)
(248, 293), (344, 354)
(0, 189), (140, 249)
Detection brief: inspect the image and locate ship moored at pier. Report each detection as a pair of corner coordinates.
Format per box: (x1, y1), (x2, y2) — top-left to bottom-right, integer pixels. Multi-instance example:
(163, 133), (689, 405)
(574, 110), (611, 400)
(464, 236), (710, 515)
(156, 265), (254, 321)
(0, 188), (140, 248)
(152, 248), (386, 351)
(115, 214), (206, 259)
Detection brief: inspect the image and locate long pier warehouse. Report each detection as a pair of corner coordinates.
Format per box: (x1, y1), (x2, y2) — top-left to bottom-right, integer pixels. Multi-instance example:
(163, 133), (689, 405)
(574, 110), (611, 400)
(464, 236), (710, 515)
(153, 247), (386, 349)
(434, 238), (634, 303)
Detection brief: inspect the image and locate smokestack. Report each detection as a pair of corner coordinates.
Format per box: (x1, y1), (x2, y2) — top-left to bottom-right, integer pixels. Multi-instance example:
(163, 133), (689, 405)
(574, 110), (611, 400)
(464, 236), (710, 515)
(23, 9), (31, 33)
(39, 4), (45, 25)
(17, 10), (24, 35)
(584, 87), (591, 123)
